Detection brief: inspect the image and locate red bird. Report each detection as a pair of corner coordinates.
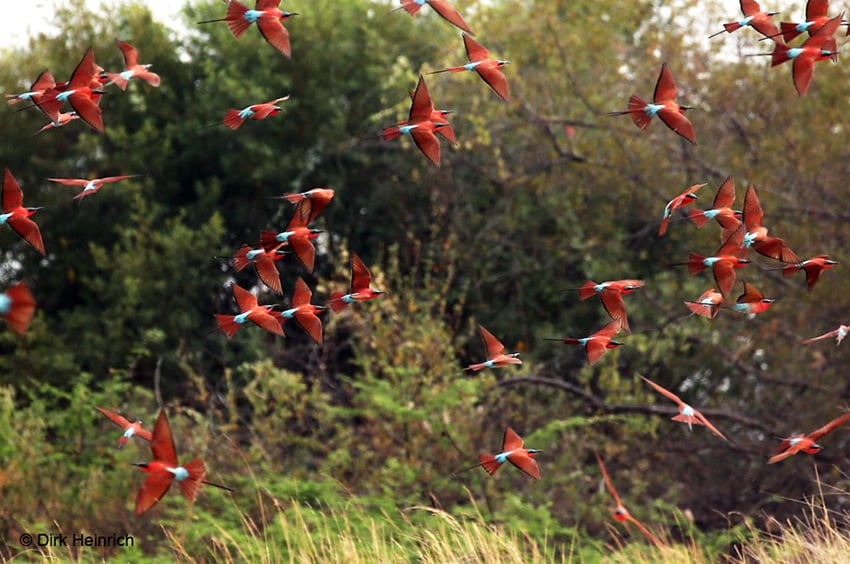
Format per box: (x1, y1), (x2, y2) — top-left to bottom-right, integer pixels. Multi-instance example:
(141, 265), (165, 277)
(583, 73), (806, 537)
(430, 34), (511, 102)
(133, 409), (233, 514)
(595, 452), (665, 547)
(769, 412), (850, 464)
(198, 0), (297, 58)
(709, 0), (780, 39)
(47, 175), (138, 201)
(782, 255), (838, 291)
(575, 279), (644, 333)
(546, 320), (624, 366)
(95, 406), (152, 446)
(774, 0), (838, 42)
(275, 188), (334, 224)
(381, 76), (451, 166)
(35, 111), (80, 134)
(0, 281), (36, 335)
(399, 88), (457, 143)
(215, 284), (284, 338)
(658, 182), (705, 237)
(801, 324), (849, 346)
(741, 184), (799, 263)
(676, 225), (750, 299)
(685, 288), (723, 320)
(259, 200), (322, 271)
(1, 168), (44, 256)
(608, 63), (696, 144)
(231, 244), (286, 294)
(725, 281), (776, 315)
(6, 69), (55, 106)
(764, 13), (843, 96)
(104, 39), (160, 90)
(393, 0), (473, 34)
(329, 252), (384, 312)
(274, 277), (326, 345)
(222, 96), (290, 130)
(639, 374), (727, 440)
(473, 427), (541, 479)
(39, 47), (104, 133)
(465, 325), (522, 371)
(688, 176), (742, 232)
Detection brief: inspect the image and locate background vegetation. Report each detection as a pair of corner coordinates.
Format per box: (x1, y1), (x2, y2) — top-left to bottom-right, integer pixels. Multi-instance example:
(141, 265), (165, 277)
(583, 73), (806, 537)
(1, 0), (849, 560)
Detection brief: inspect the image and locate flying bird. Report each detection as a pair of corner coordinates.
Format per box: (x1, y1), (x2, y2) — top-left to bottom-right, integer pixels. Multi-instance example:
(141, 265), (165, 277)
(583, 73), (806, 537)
(741, 184), (799, 263)
(595, 452), (665, 547)
(675, 225), (750, 299)
(274, 188), (334, 224)
(198, 0), (298, 58)
(95, 406), (152, 446)
(725, 281), (776, 315)
(328, 252), (385, 312)
(770, 0), (838, 43)
(1, 168), (45, 255)
(658, 182), (705, 237)
(465, 325), (522, 371)
(103, 39), (161, 90)
(5, 69), (55, 106)
(769, 412), (850, 463)
(0, 281), (36, 335)
(709, 0), (781, 39)
(546, 320), (624, 366)
(782, 255), (838, 291)
(575, 279), (644, 333)
(231, 244), (287, 294)
(47, 175), (138, 201)
(215, 283), (284, 337)
(460, 427), (541, 479)
(221, 96), (290, 130)
(40, 47), (104, 133)
(381, 76), (451, 166)
(133, 409), (233, 514)
(259, 200), (322, 271)
(393, 0), (473, 34)
(801, 324), (849, 346)
(688, 176), (742, 232)
(430, 34), (511, 102)
(275, 277), (326, 345)
(35, 111), (79, 134)
(639, 374), (727, 440)
(684, 288), (723, 320)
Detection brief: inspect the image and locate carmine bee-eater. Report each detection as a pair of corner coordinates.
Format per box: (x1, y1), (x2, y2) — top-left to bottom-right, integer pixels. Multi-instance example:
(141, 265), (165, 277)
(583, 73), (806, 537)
(546, 320), (624, 366)
(741, 184), (799, 263)
(684, 288), (723, 319)
(381, 76), (451, 167)
(103, 39), (160, 90)
(274, 277), (326, 345)
(216, 283), (284, 337)
(231, 244), (286, 294)
(329, 252), (385, 312)
(221, 96), (290, 130)
(608, 63), (696, 144)
(465, 325), (522, 371)
(766, 0), (838, 43)
(5, 69), (55, 106)
(458, 427), (541, 479)
(430, 34), (511, 102)
(709, 0), (781, 39)
(725, 281), (776, 315)
(39, 47), (104, 133)
(574, 279), (644, 333)
(688, 176), (742, 232)
(392, 0), (473, 34)
(0, 281), (36, 335)
(769, 411), (850, 464)
(198, 0), (298, 58)
(259, 200), (322, 271)
(35, 111), (79, 134)
(47, 175), (139, 201)
(595, 452), (665, 547)
(274, 188), (334, 224)
(393, 88), (458, 143)
(801, 324), (849, 346)
(95, 406), (152, 446)
(133, 409), (233, 515)
(675, 225), (750, 299)
(782, 255), (838, 291)
(757, 13), (843, 96)
(658, 182), (705, 237)
(639, 374), (727, 440)
(1, 168), (44, 256)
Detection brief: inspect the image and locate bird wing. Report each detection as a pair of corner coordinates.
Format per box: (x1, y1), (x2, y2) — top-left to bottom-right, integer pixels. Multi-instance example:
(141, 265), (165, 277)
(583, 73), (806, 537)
(808, 412), (850, 441)
(639, 374), (684, 408)
(116, 39), (139, 68)
(408, 75), (434, 123)
(502, 426), (524, 451)
(802, 13), (843, 48)
(742, 184), (763, 231)
(7, 216), (45, 256)
(96, 406), (132, 430)
(479, 325), (506, 359)
(807, 0), (829, 20)
(47, 178), (89, 186)
(2, 168), (23, 210)
(410, 128), (442, 166)
(712, 261), (738, 299)
(349, 252), (373, 292)
(507, 452), (540, 480)
(791, 56), (815, 97)
(594, 452), (622, 506)
(463, 33), (489, 62)
(594, 320), (622, 339)
(151, 410), (179, 466)
(626, 514), (665, 547)
(585, 339), (610, 366)
(428, 0), (474, 33)
(134, 471), (173, 514)
(656, 108), (696, 144)
(288, 236), (316, 272)
(652, 63), (677, 103)
(68, 94), (104, 133)
(694, 410), (728, 441)
(251, 310), (285, 336)
(740, 0), (762, 17)
(599, 289), (627, 328)
(475, 65), (510, 102)
(257, 19), (291, 58)
(801, 328), (840, 344)
(717, 224), (745, 256)
(713, 176), (736, 209)
(232, 284), (260, 312)
(294, 310), (323, 345)
(291, 277), (312, 307)
(68, 47), (97, 89)
(253, 254), (283, 294)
